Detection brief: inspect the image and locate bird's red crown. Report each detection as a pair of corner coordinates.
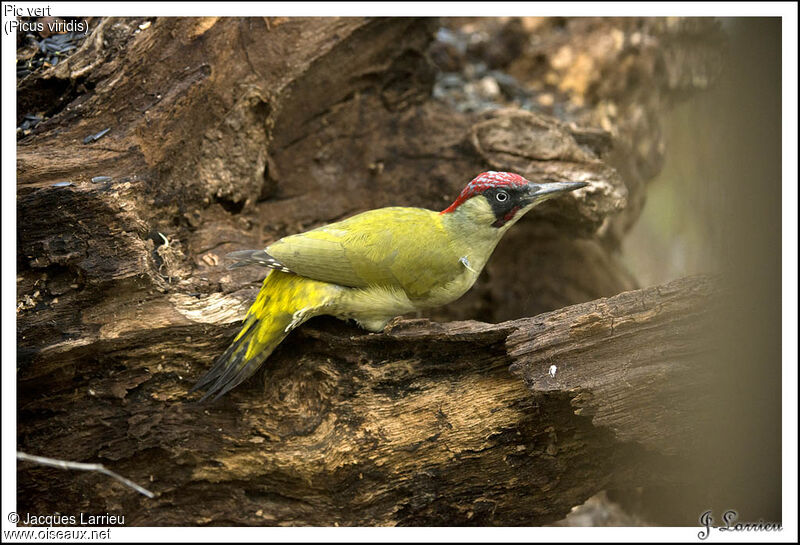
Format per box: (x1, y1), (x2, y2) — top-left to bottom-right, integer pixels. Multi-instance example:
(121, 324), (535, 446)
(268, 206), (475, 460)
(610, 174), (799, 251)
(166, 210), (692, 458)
(441, 171), (529, 214)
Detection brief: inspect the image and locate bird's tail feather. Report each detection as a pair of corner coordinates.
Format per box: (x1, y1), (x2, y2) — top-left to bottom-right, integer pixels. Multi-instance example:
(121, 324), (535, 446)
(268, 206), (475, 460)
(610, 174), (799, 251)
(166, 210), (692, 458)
(191, 271), (339, 402)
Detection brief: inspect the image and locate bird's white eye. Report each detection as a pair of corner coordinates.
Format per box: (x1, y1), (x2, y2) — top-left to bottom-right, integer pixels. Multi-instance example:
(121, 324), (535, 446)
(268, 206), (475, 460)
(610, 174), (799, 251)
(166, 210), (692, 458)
(496, 191), (509, 202)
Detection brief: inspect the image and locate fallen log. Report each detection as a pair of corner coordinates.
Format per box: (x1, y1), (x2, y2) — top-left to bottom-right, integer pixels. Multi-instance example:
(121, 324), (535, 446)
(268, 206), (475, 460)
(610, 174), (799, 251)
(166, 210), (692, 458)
(17, 275), (720, 525)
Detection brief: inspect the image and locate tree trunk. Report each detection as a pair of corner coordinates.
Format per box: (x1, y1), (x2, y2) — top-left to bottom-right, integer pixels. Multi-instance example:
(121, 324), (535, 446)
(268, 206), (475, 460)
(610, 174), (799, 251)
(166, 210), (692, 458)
(17, 16), (741, 526)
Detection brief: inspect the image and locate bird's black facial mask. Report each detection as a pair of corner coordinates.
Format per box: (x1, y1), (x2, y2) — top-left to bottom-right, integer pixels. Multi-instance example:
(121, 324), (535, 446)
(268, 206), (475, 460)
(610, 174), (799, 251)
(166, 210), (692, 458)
(483, 186), (533, 228)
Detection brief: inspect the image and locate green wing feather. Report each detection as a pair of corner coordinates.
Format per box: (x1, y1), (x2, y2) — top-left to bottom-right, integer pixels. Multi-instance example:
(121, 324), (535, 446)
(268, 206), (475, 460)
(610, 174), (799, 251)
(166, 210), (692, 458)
(266, 207), (463, 298)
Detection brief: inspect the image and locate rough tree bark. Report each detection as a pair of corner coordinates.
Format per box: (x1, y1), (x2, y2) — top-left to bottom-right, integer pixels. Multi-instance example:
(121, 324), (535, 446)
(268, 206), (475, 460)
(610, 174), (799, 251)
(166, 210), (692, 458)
(17, 17), (731, 525)
(17, 276), (719, 526)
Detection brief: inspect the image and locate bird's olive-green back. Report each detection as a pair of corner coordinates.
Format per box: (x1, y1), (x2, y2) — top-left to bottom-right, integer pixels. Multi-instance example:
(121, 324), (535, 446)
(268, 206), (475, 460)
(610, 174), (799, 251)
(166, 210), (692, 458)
(267, 207), (464, 299)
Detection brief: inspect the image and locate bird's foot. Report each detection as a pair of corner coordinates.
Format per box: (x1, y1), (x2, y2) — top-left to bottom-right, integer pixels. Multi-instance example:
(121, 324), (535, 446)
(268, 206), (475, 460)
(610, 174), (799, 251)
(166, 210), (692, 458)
(381, 316), (408, 333)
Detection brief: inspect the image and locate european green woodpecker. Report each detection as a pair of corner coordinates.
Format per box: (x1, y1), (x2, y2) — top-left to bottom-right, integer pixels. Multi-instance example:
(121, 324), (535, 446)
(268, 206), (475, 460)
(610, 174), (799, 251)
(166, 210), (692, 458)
(192, 171), (587, 400)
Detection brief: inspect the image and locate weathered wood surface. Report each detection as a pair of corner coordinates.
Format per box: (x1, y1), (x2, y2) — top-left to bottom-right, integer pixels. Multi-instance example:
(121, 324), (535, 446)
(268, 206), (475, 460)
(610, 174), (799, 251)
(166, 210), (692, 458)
(17, 276), (718, 526)
(16, 16), (731, 525)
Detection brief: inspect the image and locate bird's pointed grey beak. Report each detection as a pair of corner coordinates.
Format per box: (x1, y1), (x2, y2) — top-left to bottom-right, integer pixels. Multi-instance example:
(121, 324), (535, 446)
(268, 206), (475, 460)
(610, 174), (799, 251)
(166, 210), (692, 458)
(526, 181), (588, 198)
